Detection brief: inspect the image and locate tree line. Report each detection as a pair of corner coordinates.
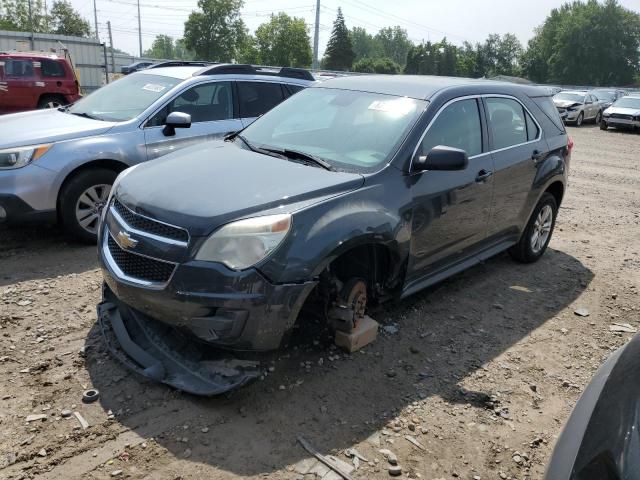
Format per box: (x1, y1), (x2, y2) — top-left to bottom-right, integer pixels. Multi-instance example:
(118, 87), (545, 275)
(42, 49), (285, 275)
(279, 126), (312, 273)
(1, 0), (638, 86)
(0, 0), (92, 37)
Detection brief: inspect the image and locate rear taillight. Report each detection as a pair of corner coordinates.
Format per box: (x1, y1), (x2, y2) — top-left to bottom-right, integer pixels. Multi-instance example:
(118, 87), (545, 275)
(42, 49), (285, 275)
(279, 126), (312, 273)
(567, 136), (574, 153)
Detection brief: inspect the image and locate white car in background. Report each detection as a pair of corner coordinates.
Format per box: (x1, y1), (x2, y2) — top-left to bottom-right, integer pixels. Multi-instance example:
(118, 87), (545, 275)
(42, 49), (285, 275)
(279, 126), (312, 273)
(601, 95), (640, 131)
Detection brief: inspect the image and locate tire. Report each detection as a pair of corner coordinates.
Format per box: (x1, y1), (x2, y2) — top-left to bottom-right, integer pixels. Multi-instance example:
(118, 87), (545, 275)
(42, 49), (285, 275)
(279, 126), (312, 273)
(509, 192), (558, 263)
(59, 169), (117, 243)
(37, 94), (66, 109)
(594, 111), (602, 124)
(600, 120), (608, 130)
(575, 112), (584, 127)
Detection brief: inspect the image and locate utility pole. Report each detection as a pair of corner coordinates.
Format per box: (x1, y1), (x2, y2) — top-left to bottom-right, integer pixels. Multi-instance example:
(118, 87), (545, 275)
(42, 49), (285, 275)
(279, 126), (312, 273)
(93, 0), (100, 42)
(137, 0), (143, 58)
(28, 0), (34, 50)
(312, 0), (320, 70)
(107, 21), (115, 78)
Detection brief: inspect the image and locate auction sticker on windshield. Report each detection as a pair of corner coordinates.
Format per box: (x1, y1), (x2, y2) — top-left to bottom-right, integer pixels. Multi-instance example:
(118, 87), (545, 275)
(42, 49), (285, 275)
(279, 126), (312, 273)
(368, 97), (417, 116)
(142, 83), (167, 93)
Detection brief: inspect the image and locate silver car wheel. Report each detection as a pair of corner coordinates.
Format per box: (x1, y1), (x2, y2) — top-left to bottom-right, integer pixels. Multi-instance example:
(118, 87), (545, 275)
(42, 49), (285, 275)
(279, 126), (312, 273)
(576, 112), (583, 126)
(75, 184), (111, 234)
(45, 100), (62, 108)
(530, 205), (553, 254)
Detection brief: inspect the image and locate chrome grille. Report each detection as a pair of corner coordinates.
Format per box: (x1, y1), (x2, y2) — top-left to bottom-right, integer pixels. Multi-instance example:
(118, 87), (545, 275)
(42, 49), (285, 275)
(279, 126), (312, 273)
(107, 234), (175, 284)
(112, 198), (189, 243)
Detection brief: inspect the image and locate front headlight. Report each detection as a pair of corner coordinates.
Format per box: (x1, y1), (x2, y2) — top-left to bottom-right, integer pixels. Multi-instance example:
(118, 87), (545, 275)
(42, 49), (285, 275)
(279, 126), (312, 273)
(195, 214), (291, 270)
(0, 144), (52, 170)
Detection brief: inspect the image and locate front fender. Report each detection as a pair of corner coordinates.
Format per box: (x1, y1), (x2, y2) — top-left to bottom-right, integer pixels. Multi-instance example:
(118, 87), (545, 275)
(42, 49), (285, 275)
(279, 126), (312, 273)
(39, 130), (145, 207)
(260, 178), (411, 284)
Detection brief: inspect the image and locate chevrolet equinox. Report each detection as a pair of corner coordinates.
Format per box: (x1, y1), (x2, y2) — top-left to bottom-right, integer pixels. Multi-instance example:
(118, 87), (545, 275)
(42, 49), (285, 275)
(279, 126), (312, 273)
(97, 75), (571, 395)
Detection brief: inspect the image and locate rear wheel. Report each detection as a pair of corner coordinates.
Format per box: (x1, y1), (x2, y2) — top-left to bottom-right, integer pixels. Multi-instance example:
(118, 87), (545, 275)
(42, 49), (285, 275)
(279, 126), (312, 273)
(59, 169), (117, 243)
(38, 94), (66, 109)
(509, 193), (558, 263)
(600, 120), (608, 130)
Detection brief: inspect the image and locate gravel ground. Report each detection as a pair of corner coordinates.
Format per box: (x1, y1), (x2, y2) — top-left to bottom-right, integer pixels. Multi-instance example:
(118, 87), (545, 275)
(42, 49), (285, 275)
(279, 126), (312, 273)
(1, 126), (639, 480)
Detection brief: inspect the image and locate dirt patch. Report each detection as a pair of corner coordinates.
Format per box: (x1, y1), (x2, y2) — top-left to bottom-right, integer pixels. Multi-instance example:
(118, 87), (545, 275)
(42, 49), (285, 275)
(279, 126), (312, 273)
(1, 126), (639, 479)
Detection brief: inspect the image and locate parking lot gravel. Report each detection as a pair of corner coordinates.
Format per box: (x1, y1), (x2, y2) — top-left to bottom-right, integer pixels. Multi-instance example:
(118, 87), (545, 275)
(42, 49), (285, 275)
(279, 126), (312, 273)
(1, 126), (639, 479)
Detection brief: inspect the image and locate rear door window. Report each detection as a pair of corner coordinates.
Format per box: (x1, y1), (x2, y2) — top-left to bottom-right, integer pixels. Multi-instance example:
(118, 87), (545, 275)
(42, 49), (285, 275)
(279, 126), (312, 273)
(419, 98), (483, 157)
(237, 81), (285, 118)
(41, 59), (66, 77)
(486, 97), (529, 150)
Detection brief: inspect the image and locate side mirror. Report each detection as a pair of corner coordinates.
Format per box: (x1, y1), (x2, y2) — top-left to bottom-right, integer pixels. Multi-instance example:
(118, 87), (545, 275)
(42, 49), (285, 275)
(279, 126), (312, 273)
(163, 111), (192, 137)
(413, 145), (469, 172)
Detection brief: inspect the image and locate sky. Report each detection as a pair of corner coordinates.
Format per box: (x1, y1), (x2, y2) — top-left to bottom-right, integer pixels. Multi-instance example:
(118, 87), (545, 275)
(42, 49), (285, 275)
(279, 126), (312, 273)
(67, 0), (640, 58)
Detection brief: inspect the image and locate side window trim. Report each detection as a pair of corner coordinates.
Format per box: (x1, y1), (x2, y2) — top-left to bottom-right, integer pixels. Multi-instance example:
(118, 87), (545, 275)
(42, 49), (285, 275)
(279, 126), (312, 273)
(482, 94), (543, 154)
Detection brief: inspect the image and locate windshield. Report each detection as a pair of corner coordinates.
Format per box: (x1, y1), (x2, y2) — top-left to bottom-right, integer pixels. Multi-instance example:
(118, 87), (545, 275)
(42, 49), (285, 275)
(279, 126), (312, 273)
(592, 90), (615, 101)
(612, 97), (640, 109)
(555, 92), (585, 103)
(68, 73), (181, 122)
(240, 88), (425, 172)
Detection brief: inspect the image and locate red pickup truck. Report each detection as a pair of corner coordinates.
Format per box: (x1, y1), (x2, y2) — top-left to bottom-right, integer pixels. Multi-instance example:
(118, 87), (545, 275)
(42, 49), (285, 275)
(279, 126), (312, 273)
(0, 52), (82, 114)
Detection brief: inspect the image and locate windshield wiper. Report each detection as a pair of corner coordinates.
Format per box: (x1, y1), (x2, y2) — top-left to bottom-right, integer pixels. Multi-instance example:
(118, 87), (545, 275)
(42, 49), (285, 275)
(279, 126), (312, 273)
(260, 147), (335, 171)
(228, 134), (292, 161)
(70, 111), (101, 121)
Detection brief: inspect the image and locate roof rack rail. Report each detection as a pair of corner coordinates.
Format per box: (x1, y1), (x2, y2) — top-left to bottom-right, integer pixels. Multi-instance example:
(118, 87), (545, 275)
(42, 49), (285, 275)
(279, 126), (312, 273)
(148, 61), (216, 69)
(197, 64), (315, 81)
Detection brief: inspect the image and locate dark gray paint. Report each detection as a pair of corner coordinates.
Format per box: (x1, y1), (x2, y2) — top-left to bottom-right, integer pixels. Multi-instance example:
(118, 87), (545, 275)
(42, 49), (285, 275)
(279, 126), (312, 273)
(99, 77), (570, 355)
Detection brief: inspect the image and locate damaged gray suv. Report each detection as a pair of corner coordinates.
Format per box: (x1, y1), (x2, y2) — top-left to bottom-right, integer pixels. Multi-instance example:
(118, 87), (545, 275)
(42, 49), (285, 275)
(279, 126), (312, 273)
(97, 76), (571, 395)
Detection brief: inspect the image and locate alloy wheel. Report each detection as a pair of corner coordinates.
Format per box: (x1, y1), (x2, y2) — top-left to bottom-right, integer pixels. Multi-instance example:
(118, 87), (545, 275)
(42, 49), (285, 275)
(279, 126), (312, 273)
(530, 205), (553, 254)
(75, 184), (111, 234)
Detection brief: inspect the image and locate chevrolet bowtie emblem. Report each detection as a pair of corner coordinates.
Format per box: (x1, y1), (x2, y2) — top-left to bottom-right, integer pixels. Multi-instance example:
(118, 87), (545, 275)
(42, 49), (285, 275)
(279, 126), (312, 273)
(116, 230), (138, 249)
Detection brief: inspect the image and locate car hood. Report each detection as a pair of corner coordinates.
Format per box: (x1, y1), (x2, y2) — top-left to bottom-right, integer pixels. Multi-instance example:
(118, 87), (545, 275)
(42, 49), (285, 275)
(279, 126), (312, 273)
(605, 106), (640, 116)
(115, 141), (365, 237)
(554, 100), (583, 109)
(0, 109), (116, 149)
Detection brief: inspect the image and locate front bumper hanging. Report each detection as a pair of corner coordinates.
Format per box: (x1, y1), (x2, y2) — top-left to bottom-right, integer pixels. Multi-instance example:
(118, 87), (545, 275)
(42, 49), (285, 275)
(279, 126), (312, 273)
(97, 289), (261, 396)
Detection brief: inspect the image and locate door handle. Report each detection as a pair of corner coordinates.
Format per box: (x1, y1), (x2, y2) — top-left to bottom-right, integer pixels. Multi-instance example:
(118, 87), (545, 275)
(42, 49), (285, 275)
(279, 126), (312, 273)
(475, 169), (493, 182)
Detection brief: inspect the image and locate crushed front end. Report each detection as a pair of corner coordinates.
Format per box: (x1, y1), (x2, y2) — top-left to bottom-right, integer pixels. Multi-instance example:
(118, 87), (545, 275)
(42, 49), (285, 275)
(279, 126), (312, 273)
(96, 195), (316, 395)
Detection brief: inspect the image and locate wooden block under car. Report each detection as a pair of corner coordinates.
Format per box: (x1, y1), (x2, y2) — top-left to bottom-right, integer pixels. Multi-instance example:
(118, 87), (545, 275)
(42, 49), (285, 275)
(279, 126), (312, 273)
(334, 316), (379, 352)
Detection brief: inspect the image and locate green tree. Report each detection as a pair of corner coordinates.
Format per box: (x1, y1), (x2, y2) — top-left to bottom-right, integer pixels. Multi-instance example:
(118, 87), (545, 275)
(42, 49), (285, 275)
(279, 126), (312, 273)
(0, 0), (48, 32)
(353, 56), (400, 74)
(236, 34), (260, 64)
(144, 34), (175, 59)
(523, 0), (640, 85)
(374, 26), (412, 66)
(254, 12), (312, 67)
(183, 0), (247, 62)
(323, 8), (355, 71)
(174, 38), (195, 60)
(48, 0), (91, 37)
(350, 26), (379, 62)
(479, 33), (522, 77)
(404, 39), (458, 76)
